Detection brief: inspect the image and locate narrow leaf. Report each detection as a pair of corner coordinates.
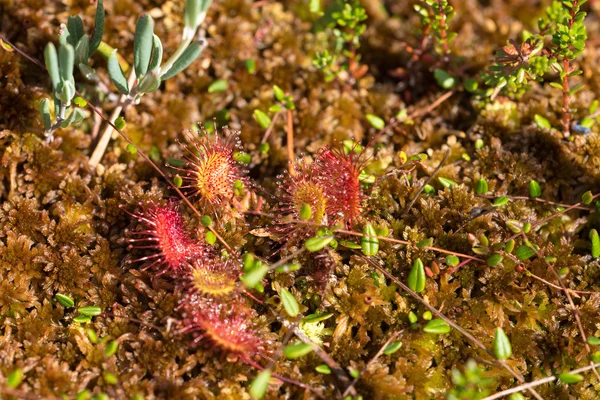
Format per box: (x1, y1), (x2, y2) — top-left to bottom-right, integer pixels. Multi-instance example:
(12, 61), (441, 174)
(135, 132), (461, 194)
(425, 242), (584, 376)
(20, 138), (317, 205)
(305, 236), (333, 252)
(107, 50), (129, 95)
(75, 34), (90, 66)
(558, 372), (584, 384)
(361, 223), (379, 256)
(44, 43), (60, 90)
(493, 327), (512, 360)
(529, 180), (542, 198)
(590, 229), (600, 258)
(283, 343), (313, 359)
(55, 293), (74, 308)
(89, 0), (105, 56)
(250, 369), (271, 399)
(408, 258), (426, 293)
(134, 14), (155, 77)
(280, 288), (299, 317)
(492, 196), (509, 207)
(148, 34), (163, 72)
(161, 40), (205, 80)
(67, 15), (84, 48)
(439, 177), (456, 188)
(38, 98), (52, 131)
(58, 43), (75, 83)
(78, 306), (102, 316)
(423, 319), (451, 334)
(383, 342), (402, 355)
(253, 109), (272, 128)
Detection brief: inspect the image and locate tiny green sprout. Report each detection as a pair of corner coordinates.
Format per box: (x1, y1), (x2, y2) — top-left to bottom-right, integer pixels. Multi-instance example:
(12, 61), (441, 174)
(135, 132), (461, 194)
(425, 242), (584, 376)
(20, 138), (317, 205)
(280, 288), (300, 317)
(259, 142), (270, 154)
(366, 114), (385, 130)
(348, 367), (360, 379)
(284, 342), (313, 359)
(423, 319), (451, 334)
(114, 116), (126, 130)
(534, 114), (551, 129)
(78, 306), (102, 316)
(582, 190), (594, 205)
(558, 372), (584, 384)
(56, 293), (74, 308)
(241, 263), (268, 288)
(126, 143), (137, 154)
(299, 203), (312, 221)
(416, 237), (433, 249)
(73, 315), (92, 323)
(74, 96), (87, 107)
(200, 215), (212, 227)
(7, 369), (23, 388)
(529, 180), (542, 198)
(253, 109), (272, 129)
(383, 342), (402, 355)
(87, 329), (98, 343)
(173, 175), (183, 188)
(590, 229), (600, 258)
(205, 230), (217, 245)
(588, 337), (600, 345)
(250, 369), (271, 399)
(493, 327), (512, 360)
(361, 223), (379, 256)
(305, 235), (334, 252)
(492, 196), (509, 207)
(509, 394), (526, 400)
(438, 177), (457, 188)
(423, 311), (432, 320)
(105, 340), (118, 357)
(408, 258), (426, 293)
(408, 311), (418, 324)
(504, 239), (515, 253)
(446, 255), (459, 267)
(475, 178), (488, 195)
(103, 371), (118, 385)
(208, 79), (228, 93)
(272, 85), (285, 101)
(474, 139), (484, 149)
(423, 184), (436, 194)
(245, 58), (256, 74)
(315, 364), (331, 374)
(433, 68), (456, 89)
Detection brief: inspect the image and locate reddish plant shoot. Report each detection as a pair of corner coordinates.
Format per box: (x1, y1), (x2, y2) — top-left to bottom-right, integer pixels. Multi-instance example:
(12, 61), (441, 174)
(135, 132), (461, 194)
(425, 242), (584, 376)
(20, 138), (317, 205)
(122, 200), (205, 276)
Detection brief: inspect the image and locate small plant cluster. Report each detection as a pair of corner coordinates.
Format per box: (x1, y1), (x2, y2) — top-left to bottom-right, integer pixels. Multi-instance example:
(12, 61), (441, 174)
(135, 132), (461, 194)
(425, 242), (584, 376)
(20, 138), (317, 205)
(484, 0), (587, 136)
(312, 0), (368, 84)
(38, 0), (212, 165)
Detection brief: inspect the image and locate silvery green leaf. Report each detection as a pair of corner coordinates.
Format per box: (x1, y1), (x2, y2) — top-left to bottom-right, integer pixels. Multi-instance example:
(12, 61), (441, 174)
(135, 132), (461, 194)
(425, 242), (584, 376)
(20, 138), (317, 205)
(184, 0), (211, 30)
(148, 34), (163, 72)
(57, 80), (75, 105)
(137, 71), (161, 93)
(89, 0), (105, 56)
(67, 16), (84, 48)
(38, 98), (52, 131)
(107, 50), (129, 95)
(161, 40), (205, 80)
(78, 63), (96, 80)
(44, 43), (60, 91)
(133, 14), (154, 78)
(58, 43), (75, 83)
(58, 23), (70, 46)
(75, 34), (89, 66)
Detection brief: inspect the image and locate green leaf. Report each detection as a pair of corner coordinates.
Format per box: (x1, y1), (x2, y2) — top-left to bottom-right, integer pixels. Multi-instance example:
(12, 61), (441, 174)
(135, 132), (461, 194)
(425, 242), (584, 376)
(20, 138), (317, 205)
(582, 190), (593, 205)
(299, 203), (312, 221)
(200, 215), (212, 227)
(67, 16), (84, 48)
(184, 0), (211, 29)
(464, 78), (478, 93)
(78, 306), (102, 316)
(433, 68), (456, 89)
(590, 229), (600, 258)
(161, 40), (205, 80)
(309, 0), (321, 14)
(241, 263), (268, 288)
(60, 107), (86, 128)
(74, 96), (87, 107)
(383, 342), (402, 355)
(487, 254), (503, 267)
(249, 369), (271, 399)
(446, 255), (459, 267)
(534, 114), (551, 129)
(273, 85), (285, 101)
(493, 327), (512, 360)
(438, 177), (457, 188)
(136, 71), (161, 93)
(73, 315), (92, 323)
(492, 196), (509, 207)
(417, 237), (433, 249)
(107, 50), (129, 95)
(284, 342), (313, 359)
(38, 98), (52, 131)
(126, 144), (137, 154)
(133, 14), (155, 77)
(408, 258), (426, 293)
(303, 313), (333, 324)
(408, 311), (418, 324)
(104, 340), (118, 357)
(315, 364), (331, 374)
(75, 34), (90, 66)
(7, 369), (23, 388)
(475, 178), (488, 194)
(558, 372), (584, 384)
(361, 223), (379, 256)
(55, 293), (74, 308)
(58, 43), (75, 83)
(366, 114), (385, 129)
(515, 245), (535, 261)
(114, 116), (126, 130)
(86, 328), (98, 343)
(588, 336), (600, 345)
(305, 235), (333, 252)
(549, 81), (563, 89)
(423, 319), (450, 334)
(44, 43), (60, 90)
(205, 230), (217, 245)
(148, 34), (163, 72)
(89, 0), (105, 56)
(253, 109), (272, 129)
(280, 288), (299, 317)
(208, 79), (228, 93)
(509, 394), (526, 400)
(529, 180), (542, 198)
(245, 58), (256, 74)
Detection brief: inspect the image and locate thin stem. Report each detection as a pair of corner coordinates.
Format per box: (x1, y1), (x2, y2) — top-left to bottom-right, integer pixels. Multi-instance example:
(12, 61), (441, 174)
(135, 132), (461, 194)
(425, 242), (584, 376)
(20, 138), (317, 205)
(286, 109), (297, 177)
(482, 361), (600, 400)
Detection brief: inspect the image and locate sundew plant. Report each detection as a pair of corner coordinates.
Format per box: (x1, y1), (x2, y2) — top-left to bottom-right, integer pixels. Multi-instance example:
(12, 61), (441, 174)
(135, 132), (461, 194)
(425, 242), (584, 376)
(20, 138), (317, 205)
(1, 0), (600, 399)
